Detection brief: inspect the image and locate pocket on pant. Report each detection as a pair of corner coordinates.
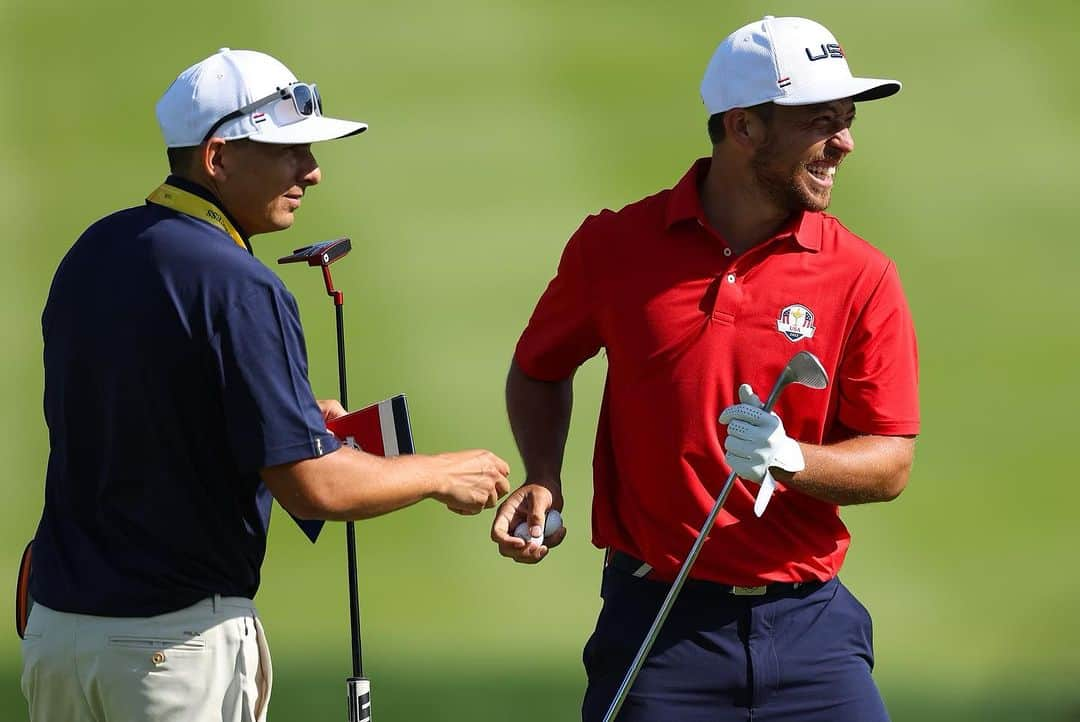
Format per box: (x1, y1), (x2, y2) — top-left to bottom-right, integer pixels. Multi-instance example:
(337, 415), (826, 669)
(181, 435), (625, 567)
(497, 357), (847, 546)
(583, 599), (624, 680)
(21, 606), (45, 640)
(21, 636), (43, 702)
(583, 572), (649, 681)
(107, 635), (206, 652)
(835, 582), (875, 668)
(238, 615), (272, 722)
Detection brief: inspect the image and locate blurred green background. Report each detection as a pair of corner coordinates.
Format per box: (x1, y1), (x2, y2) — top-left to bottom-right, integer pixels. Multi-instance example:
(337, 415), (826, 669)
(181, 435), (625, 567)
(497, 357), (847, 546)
(3, 0), (1078, 719)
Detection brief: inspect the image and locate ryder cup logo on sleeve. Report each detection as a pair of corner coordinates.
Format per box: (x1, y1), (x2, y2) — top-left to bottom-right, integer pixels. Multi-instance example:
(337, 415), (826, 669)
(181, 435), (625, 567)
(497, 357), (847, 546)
(777, 304), (816, 342)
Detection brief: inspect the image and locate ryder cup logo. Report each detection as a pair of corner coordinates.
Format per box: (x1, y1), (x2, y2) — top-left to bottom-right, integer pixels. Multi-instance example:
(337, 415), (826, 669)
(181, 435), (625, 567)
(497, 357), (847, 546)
(776, 304), (816, 342)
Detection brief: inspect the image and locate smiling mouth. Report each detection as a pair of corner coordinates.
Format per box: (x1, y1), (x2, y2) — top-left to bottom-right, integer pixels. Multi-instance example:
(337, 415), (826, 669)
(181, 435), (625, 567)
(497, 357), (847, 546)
(806, 162), (837, 187)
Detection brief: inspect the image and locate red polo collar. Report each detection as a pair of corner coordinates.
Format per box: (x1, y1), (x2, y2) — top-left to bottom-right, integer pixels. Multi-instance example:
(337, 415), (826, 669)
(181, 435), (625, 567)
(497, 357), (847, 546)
(664, 157), (823, 252)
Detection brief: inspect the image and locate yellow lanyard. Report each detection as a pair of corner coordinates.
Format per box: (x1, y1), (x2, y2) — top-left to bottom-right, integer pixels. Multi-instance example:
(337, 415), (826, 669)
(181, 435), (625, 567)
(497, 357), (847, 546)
(146, 183), (247, 250)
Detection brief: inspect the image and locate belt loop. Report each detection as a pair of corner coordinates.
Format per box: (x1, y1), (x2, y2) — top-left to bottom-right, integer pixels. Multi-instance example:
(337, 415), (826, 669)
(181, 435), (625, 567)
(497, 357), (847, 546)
(212, 594), (220, 614)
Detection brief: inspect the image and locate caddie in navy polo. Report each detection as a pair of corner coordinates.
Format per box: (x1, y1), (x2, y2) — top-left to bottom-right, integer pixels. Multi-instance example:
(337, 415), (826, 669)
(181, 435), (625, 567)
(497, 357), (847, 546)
(22, 46), (511, 722)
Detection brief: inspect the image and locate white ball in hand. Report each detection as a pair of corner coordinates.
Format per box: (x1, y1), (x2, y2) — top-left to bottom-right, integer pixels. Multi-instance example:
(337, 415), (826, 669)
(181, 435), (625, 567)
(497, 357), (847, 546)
(513, 509), (563, 545)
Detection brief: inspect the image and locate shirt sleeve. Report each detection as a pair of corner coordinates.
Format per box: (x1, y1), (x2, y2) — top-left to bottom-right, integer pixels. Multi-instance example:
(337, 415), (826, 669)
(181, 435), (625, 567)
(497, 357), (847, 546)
(514, 220), (603, 380)
(212, 283), (341, 471)
(836, 261), (920, 436)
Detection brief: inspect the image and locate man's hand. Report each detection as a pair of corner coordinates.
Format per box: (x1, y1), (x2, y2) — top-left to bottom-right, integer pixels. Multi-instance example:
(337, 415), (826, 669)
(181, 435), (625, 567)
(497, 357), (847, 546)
(317, 399), (348, 424)
(491, 482), (566, 564)
(718, 384), (805, 483)
(427, 450), (512, 515)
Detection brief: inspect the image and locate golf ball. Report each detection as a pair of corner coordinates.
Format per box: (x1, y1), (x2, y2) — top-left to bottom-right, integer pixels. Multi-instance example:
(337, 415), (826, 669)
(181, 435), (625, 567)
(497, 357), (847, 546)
(513, 509), (563, 545)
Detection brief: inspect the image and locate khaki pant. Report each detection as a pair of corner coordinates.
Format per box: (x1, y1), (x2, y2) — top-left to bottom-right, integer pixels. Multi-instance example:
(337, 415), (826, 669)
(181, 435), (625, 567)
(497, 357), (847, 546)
(21, 596), (272, 722)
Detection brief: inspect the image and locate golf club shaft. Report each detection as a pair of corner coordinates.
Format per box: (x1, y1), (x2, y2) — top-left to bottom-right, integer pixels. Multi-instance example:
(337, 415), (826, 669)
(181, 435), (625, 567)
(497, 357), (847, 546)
(335, 300), (365, 679)
(600, 468), (738, 721)
(602, 386), (786, 722)
(346, 524), (362, 676)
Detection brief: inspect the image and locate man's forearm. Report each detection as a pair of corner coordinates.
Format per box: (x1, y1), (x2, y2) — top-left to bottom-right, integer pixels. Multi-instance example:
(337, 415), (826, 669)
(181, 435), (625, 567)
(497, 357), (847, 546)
(264, 449), (438, 520)
(264, 446), (510, 520)
(506, 360), (573, 485)
(773, 434), (915, 505)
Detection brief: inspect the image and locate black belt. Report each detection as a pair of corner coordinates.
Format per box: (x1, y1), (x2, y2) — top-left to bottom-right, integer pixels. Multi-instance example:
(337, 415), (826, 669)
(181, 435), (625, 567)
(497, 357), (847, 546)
(606, 550), (823, 597)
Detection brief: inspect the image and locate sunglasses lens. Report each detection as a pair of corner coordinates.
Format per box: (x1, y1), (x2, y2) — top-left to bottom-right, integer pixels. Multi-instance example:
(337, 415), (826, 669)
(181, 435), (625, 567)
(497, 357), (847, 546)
(313, 85), (322, 114)
(293, 85), (316, 116)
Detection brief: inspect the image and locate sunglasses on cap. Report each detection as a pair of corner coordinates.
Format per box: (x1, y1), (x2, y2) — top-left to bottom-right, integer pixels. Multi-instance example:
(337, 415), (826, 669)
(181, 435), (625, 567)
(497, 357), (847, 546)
(202, 82), (323, 143)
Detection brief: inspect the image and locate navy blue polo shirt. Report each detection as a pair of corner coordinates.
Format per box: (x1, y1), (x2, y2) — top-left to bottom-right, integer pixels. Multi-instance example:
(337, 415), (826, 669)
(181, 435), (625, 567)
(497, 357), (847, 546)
(31, 176), (340, 617)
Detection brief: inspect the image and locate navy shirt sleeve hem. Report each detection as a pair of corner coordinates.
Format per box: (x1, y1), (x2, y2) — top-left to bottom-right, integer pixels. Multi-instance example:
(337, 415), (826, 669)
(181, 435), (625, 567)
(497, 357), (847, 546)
(261, 432), (342, 469)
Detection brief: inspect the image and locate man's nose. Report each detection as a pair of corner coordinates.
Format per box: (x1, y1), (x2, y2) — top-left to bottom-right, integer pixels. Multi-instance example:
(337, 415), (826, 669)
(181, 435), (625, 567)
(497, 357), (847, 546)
(300, 147), (321, 186)
(829, 127), (855, 154)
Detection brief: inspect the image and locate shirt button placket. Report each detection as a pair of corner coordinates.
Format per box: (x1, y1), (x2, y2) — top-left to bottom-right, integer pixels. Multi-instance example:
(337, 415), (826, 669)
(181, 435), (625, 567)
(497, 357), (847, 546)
(712, 269), (741, 325)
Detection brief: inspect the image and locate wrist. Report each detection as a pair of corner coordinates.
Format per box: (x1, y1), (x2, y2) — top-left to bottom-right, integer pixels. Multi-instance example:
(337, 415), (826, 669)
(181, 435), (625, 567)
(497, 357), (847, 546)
(396, 454), (443, 501)
(524, 476), (562, 493)
(768, 466), (796, 482)
(770, 439), (805, 477)
(523, 477), (564, 508)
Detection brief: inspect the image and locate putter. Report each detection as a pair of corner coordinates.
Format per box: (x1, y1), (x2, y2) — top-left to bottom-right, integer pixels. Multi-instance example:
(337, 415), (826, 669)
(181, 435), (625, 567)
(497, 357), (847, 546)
(601, 350), (828, 722)
(279, 237), (372, 722)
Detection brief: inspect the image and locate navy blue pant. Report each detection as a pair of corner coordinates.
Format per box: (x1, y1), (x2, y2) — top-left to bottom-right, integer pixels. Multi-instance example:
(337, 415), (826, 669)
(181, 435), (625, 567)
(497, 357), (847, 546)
(582, 566), (889, 721)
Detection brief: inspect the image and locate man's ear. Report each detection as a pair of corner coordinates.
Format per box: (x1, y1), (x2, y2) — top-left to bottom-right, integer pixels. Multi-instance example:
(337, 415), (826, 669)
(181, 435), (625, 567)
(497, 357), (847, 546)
(724, 109), (760, 150)
(202, 138), (229, 181)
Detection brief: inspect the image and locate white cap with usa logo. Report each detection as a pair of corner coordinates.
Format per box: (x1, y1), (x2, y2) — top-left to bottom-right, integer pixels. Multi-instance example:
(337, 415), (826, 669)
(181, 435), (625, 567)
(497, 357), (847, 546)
(700, 16), (901, 115)
(155, 48), (368, 148)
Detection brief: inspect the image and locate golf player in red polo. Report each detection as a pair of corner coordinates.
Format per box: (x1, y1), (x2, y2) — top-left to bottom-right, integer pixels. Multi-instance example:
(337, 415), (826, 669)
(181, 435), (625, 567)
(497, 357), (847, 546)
(491, 15), (919, 721)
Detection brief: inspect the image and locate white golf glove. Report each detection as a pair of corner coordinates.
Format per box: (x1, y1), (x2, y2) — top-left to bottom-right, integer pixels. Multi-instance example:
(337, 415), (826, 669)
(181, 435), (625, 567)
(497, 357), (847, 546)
(718, 384), (805, 483)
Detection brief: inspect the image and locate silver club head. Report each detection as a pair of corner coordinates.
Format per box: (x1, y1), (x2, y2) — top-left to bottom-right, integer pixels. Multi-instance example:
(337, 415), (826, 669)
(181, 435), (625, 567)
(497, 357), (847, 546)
(763, 351), (828, 410)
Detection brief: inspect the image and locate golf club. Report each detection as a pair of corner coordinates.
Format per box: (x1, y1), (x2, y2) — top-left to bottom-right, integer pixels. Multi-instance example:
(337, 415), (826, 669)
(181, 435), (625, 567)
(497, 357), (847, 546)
(753, 352), (828, 517)
(602, 350), (829, 722)
(278, 237), (372, 722)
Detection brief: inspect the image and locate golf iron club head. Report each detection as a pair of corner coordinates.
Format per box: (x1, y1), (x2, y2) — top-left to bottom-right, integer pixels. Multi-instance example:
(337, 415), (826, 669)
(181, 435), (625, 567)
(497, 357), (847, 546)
(762, 351), (828, 410)
(755, 351), (829, 516)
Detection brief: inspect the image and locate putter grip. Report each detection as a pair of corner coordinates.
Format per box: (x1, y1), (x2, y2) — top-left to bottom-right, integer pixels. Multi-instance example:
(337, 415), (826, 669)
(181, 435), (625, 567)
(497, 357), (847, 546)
(347, 677), (372, 722)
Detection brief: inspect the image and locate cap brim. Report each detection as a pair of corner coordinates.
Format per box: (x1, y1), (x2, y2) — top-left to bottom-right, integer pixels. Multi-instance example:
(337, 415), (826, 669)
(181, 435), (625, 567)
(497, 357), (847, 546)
(773, 76), (901, 106)
(248, 115), (368, 144)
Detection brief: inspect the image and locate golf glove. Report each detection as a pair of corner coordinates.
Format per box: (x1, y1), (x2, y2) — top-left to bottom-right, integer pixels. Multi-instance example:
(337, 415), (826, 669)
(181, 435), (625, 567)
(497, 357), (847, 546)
(718, 383), (805, 483)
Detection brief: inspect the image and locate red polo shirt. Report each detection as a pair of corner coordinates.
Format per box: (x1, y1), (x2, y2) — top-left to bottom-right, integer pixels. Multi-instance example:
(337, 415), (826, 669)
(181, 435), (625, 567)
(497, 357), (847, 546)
(514, 158), (919, 585)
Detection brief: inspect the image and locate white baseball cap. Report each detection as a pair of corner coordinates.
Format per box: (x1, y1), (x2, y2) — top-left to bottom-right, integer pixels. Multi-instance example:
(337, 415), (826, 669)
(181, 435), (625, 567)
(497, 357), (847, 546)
(701, 16), (901, 115)
(156, 48), (368, 148)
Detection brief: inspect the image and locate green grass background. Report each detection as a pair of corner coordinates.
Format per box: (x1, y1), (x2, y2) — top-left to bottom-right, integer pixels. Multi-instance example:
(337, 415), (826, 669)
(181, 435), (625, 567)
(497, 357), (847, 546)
(2, 0), (1078, 719)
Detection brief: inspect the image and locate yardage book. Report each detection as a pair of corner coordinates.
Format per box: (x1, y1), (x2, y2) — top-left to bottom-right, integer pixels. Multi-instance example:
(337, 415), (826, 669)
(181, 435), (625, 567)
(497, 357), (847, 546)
(326, 394), (415, 457)
(291, 395), (414, 543)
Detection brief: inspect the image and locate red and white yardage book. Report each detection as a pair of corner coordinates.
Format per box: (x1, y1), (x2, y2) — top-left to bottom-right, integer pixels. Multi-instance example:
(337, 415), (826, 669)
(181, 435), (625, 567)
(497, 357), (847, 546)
(326, 394), (414, 458)
(290, 395), (415, 543)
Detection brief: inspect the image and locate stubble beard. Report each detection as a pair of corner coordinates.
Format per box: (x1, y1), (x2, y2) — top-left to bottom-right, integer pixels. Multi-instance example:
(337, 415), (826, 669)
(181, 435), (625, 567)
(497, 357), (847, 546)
(750, 141), (832, 213)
